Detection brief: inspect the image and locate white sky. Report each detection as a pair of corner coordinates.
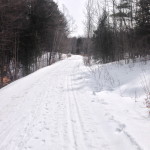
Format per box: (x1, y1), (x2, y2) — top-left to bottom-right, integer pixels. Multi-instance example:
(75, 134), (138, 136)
(54, 0), (86, 37)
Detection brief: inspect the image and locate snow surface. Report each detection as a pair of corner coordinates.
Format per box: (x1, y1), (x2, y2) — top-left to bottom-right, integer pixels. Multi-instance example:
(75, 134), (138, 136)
(0, 55), (150, 150)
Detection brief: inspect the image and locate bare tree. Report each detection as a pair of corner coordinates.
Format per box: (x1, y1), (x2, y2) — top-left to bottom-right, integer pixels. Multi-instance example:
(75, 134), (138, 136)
(83, 0), (95, 55)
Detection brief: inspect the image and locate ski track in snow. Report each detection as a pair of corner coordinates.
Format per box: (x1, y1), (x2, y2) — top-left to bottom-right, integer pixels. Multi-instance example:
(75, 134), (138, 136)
(0, 55), (148, 150)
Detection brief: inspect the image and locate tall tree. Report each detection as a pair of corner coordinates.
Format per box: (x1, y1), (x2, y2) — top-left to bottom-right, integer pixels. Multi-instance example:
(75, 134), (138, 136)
(135, 0), (150, 56)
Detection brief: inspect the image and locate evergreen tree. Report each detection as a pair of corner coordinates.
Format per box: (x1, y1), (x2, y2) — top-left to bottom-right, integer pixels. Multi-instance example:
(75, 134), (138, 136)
(0, 0), (68, 86)
(93, 11), (115, 63)
(135, 0), (150, 36)
(135, 0), (150, 55)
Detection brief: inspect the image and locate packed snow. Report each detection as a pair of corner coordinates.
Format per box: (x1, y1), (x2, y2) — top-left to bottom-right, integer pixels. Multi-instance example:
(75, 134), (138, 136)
(0, 55), (150, 150)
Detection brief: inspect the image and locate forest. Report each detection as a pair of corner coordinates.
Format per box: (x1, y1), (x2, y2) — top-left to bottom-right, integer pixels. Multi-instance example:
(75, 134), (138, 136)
(76, 0), (150, 64)
(0, 0), (150, 149)
(0, 0), (149, 87)
(0, 0), (69, 87)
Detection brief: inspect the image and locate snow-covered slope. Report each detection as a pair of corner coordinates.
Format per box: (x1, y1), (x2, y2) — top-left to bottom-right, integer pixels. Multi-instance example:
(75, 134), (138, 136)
(0, 55), (149, 150)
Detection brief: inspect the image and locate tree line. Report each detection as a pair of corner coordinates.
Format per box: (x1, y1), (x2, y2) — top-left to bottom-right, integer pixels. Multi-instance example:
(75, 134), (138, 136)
(0, 0), (68, 87)
(82, 0), (150, 64)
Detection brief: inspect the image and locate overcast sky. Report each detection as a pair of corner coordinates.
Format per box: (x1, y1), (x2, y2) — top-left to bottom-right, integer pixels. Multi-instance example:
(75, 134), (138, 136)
(54, 0), (86, 37)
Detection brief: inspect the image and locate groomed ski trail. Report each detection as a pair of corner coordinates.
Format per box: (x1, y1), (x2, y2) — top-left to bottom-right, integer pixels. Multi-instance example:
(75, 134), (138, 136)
(0, 56), (144, 150)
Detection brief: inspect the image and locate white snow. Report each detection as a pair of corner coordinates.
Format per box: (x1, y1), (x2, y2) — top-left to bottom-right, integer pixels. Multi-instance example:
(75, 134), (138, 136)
(0, 55), (150, 150)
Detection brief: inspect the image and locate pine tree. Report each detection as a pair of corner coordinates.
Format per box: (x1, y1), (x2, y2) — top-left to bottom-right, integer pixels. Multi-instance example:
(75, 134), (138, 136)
(93, 10), (115, 63)
(135, 0), (150, 56)
(136, 0), (150, 36)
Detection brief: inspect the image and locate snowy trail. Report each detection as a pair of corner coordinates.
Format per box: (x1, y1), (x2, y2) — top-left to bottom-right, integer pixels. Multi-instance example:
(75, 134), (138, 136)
(0, 55), (147, 150)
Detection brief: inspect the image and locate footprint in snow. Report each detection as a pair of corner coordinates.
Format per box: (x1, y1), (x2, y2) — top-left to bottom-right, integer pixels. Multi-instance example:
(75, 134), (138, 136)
(101, 101), (108, 105)
(116, 124), (126, 133)
(71, 120), (76, 123)
(28, 146), (32, 149)
(105, 113), (110, 116)
(42, 139), (46, 143)
(93, 91), (96, 95)
(45, 127), (50, 130)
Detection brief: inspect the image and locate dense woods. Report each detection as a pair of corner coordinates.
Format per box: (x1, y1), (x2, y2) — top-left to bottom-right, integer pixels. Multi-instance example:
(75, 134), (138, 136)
(82, 0), (150, 64)
(0, 0), (68, 87)
(0, 0), (149, 87)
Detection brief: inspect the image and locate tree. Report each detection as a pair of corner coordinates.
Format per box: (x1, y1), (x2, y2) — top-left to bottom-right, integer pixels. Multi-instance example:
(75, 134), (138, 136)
(135, 0), (150, 56)
(76, 38), (83, 54)
(84, 0), (95, 54)
(136, 0), (150, 35)
(93, 10), (115, 63)
(0, 0), (69, 87)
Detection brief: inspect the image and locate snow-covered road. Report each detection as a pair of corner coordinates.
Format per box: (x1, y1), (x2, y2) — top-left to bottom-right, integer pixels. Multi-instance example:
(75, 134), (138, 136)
(0, 56), (149, 150)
